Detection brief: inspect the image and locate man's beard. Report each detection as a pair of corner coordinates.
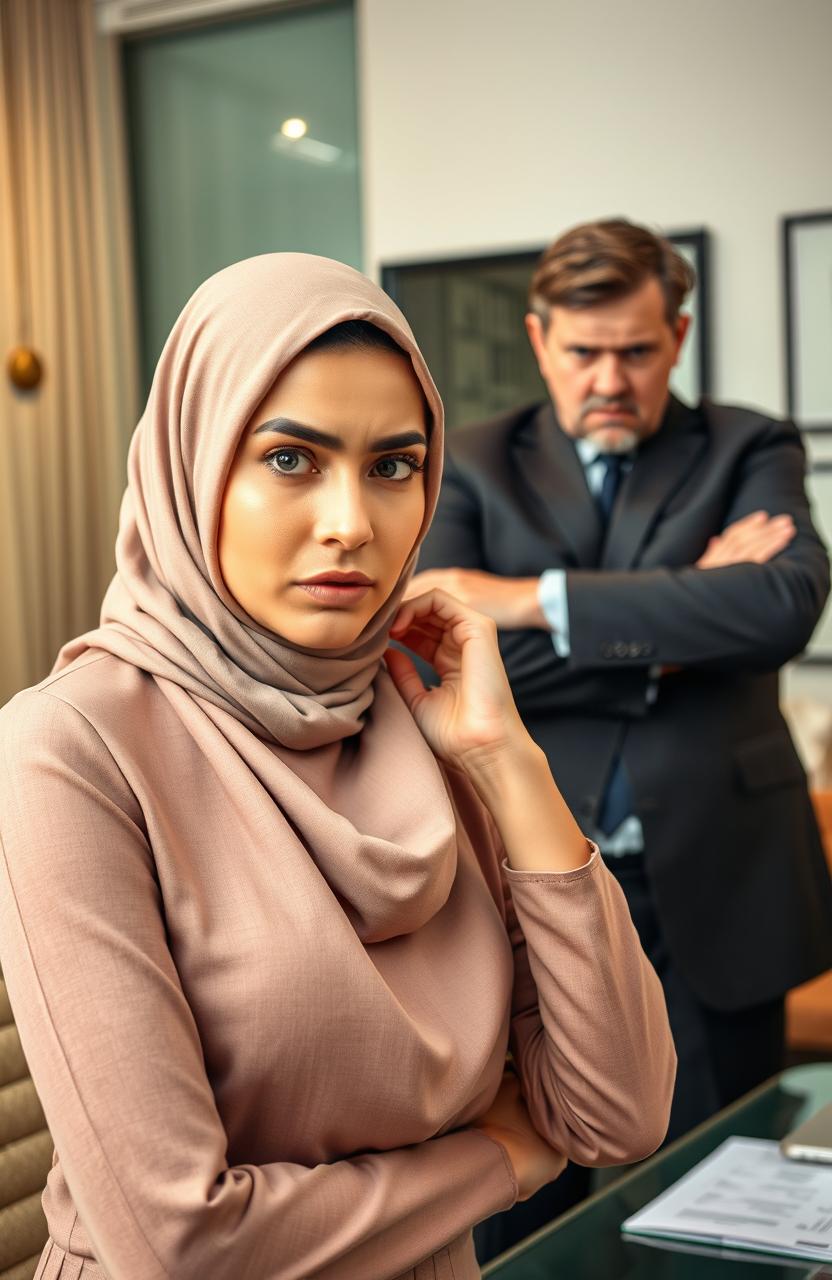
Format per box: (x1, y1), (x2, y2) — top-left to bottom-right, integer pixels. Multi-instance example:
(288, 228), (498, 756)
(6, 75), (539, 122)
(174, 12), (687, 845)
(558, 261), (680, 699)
(582, 424), (641, 454)
(574, 395), (642, 454)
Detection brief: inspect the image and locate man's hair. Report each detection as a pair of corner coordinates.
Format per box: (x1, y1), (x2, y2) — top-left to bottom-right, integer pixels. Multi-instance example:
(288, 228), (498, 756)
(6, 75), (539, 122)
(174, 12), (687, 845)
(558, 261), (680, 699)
(528, 218), (695, 330)
(304, 319), (406, 358)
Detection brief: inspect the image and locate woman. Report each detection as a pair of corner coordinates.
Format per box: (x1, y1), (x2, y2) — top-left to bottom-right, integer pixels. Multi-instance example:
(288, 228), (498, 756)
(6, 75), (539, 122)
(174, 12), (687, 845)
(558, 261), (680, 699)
(0, 254), (674, 1280)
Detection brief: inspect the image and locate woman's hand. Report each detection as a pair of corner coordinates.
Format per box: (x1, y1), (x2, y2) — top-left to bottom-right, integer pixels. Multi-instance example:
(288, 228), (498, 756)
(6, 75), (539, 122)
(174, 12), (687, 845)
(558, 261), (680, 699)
(386, 588), (528, 776)
(473, 1071), (567, 1201)
(388, 587), (589, 873)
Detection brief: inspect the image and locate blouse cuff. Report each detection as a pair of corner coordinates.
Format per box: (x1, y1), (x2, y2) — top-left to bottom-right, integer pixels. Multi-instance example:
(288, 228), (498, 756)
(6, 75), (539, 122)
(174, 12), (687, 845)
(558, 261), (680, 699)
(501, 840), (599, 884)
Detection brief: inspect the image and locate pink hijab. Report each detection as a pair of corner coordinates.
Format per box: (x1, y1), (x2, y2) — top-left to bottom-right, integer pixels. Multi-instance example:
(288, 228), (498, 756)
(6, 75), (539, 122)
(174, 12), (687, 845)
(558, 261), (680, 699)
(56, 254), (457, 942)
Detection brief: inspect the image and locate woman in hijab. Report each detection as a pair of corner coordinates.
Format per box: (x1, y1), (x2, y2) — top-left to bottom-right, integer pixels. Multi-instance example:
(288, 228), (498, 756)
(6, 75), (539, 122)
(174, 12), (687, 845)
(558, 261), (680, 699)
(0, 254), (674, 1280)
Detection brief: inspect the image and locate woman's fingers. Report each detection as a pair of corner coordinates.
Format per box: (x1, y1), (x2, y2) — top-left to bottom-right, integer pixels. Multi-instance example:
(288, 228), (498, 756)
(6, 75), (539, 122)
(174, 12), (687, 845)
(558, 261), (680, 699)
(392, 615), (445, 648)
(390, 607), (446, 667)
(392, 586), (487, 638)
(391, 627), (441, 667)
(384, 647), (428, 713)
(392, 588), (500, 688)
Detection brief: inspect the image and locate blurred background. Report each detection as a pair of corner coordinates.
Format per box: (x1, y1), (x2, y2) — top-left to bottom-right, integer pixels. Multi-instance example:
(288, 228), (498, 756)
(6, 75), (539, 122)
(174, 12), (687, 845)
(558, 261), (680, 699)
(1, 0), (831, 707)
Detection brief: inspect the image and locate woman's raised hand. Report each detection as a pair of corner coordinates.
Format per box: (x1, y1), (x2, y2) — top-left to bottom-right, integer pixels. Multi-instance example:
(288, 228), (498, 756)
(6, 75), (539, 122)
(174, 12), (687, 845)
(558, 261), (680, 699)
(473, 1071), (567, 1201)
(388, 588), (590, 874)
(386, 588), (528, 776)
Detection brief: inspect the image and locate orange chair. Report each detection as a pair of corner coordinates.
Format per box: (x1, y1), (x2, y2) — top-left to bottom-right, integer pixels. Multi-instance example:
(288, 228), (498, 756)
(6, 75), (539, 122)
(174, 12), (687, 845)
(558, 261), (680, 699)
(785, 793), (832, 1054)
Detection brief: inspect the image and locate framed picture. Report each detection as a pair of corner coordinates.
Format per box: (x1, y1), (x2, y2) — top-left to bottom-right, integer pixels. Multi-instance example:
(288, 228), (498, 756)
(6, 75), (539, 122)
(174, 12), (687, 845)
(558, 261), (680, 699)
(797, 458), (832, 664)
(784, 211), (832, 433)
(382, 248), (546, 430)
(667, 228), (711, 408)
(382, 228), (711, 430)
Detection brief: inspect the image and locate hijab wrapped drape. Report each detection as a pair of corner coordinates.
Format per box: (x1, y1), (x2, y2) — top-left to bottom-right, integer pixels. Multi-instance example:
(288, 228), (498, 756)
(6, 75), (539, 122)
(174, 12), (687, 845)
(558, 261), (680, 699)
(55, 254), (457, 942)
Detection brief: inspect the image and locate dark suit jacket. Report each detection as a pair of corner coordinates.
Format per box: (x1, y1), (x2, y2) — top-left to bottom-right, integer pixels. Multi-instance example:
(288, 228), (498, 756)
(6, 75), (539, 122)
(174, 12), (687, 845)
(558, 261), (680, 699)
(418, 395), (832, 1011)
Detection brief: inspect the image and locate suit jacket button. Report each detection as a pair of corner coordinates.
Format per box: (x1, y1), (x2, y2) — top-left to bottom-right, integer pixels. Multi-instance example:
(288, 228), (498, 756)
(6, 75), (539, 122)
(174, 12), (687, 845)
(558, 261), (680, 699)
(600, 643), (614, 658)
(614, 641), (629, 658)
(628, 643), (642, 657)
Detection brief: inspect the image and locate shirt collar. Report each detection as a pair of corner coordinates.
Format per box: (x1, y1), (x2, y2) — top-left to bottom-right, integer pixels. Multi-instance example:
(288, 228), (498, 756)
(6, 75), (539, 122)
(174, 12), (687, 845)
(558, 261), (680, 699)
(575, 437), (636, 468)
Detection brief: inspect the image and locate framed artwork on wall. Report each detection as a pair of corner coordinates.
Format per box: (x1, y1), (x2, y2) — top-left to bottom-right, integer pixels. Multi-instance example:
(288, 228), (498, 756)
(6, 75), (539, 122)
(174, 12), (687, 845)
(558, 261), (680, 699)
(784, 211), (832, 434)
(382, 248), (546, 431)
(796, 458), (832, 664)
(382, 228), (711, 431)
(666, 228), (711, 408)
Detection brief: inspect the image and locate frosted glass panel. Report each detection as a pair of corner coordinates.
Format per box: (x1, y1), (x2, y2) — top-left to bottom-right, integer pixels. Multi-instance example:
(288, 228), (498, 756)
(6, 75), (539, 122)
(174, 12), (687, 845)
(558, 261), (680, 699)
(125, 1), (361, 388)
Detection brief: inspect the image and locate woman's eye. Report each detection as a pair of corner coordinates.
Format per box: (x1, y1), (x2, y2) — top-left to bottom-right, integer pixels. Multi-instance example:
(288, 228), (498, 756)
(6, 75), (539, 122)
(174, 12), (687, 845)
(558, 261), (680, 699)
(266, 448), (314, 475)
(371, 456), (421, 481)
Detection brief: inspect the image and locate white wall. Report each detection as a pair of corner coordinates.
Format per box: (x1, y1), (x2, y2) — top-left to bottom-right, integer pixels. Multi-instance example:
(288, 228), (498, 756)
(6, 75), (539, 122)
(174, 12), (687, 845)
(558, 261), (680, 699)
(358, 0), (832, 418)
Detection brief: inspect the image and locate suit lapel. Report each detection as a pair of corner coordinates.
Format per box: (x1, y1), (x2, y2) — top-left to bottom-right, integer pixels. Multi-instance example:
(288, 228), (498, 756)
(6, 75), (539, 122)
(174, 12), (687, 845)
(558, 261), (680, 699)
(602, 396), (708, 570)
(514, 403), (604, 566)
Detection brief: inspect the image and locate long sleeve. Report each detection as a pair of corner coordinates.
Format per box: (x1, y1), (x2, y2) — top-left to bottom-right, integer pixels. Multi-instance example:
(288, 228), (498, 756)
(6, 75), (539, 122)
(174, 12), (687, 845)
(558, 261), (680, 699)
(504, 851), (676, 1165)
(565, 418), (830, 674)
(421, 453), (653, 719)
(0, 692), (516, 1280)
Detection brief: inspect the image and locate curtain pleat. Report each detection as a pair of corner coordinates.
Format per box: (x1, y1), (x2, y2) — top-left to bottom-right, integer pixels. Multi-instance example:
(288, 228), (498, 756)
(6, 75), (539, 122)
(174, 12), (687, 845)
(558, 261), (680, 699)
(0, 0), (139, 706)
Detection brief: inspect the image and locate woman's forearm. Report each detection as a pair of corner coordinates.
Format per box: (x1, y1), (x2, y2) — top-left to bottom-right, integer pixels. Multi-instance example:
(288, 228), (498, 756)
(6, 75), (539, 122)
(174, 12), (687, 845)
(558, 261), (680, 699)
(464, 734), (590, 873)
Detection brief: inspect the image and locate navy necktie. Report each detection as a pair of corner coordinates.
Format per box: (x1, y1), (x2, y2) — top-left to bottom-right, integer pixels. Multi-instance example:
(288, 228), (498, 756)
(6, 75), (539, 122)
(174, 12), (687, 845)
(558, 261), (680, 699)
(597, 452), (625, 522)
(595, 453), (635, 837)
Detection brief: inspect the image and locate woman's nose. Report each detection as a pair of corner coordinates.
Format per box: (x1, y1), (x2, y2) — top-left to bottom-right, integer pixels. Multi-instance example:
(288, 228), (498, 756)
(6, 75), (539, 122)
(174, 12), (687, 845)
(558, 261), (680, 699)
(314, 475), (373, 549)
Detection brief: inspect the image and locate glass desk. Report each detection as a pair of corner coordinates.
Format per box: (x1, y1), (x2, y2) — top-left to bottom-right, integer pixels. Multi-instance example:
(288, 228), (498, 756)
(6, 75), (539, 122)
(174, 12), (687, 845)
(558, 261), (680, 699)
(484, 1063), (832, 1279)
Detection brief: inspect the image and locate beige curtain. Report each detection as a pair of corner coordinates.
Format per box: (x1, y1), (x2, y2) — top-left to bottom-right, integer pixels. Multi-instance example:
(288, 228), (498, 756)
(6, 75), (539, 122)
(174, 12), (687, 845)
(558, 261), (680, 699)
(0, 0), (139, 706)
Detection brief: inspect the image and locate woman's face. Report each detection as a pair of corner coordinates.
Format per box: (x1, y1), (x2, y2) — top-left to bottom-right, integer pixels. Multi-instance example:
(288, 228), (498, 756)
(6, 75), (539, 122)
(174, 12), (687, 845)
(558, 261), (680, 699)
(218, 343), (429, 650)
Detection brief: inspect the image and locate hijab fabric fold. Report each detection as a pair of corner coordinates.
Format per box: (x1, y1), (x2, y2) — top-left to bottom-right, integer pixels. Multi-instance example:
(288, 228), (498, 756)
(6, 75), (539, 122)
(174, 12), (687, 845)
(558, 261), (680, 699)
(55, 254), (456, 942)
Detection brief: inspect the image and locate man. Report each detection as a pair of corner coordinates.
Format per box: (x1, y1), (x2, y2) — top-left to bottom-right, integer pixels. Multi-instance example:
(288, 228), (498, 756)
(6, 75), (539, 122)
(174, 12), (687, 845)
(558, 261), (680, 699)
(412, 217), (832, 1217)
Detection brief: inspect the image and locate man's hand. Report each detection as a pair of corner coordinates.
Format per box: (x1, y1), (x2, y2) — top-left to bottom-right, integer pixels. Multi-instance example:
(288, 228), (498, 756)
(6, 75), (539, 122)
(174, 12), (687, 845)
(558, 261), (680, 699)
(404, 568), (546, 628)
(697, 510), (796, 570)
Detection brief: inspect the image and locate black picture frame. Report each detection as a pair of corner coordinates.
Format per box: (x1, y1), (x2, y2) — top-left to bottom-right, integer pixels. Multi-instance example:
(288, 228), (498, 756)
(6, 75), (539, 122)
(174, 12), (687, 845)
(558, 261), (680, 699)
(382, 246), (548, 431)
(382, 228), (711, 431)
(667, 228), (712, 402)
(783, 210), (832, 435)
(797, 456), (832, 665)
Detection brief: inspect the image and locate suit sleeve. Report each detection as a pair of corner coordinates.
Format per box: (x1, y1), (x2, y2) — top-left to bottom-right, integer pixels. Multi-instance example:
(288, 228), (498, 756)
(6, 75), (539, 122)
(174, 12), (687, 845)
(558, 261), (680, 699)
(503, 847), (675, 1165)
(0, 693), (516, 1280)
(565, 418), (830, 673)
(420, 452), (653, 717)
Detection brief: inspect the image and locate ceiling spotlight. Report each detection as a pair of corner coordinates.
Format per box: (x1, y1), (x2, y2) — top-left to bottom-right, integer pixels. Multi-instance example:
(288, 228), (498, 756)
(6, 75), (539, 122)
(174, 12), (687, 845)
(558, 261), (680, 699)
(280, 117), (308, 140)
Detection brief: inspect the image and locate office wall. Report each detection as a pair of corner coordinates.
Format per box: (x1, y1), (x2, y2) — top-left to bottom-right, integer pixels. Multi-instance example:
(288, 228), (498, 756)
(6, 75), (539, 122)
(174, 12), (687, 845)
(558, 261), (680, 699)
(358, 0), (832, 419)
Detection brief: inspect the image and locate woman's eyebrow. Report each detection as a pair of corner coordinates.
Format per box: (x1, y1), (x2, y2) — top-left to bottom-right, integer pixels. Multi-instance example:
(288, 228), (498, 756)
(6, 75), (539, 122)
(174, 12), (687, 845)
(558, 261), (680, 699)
(254, 418), (341, 448)
(253, 417), (427, 451)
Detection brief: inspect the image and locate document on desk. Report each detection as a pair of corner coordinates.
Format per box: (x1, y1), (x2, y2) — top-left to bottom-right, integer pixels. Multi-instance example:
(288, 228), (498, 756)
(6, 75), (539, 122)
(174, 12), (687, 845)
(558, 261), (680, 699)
(622, 1136), (832, 1264)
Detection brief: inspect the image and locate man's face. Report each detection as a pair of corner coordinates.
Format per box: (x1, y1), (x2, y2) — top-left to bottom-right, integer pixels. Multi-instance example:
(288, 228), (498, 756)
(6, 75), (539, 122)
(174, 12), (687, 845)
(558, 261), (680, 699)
(525, 276), (690, 452)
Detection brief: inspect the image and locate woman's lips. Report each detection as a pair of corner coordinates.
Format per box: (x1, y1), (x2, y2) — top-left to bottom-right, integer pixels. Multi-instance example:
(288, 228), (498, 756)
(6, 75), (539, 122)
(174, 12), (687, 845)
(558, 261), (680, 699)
(295, 579), (373, 606)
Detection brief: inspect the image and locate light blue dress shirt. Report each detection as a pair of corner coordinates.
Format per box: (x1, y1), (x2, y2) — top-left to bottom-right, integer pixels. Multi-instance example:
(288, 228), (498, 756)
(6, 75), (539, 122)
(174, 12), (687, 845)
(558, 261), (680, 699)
(536, 438), (646, 855)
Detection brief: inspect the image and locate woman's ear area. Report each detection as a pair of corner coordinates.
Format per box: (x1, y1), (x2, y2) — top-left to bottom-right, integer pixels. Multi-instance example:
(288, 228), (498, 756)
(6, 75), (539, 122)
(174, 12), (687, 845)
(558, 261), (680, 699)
(209, 377), (283, 613)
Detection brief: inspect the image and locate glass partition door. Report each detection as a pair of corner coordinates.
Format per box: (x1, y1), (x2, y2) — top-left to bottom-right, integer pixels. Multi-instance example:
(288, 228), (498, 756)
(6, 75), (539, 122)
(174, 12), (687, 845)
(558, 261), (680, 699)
(124, 1), (361, 389)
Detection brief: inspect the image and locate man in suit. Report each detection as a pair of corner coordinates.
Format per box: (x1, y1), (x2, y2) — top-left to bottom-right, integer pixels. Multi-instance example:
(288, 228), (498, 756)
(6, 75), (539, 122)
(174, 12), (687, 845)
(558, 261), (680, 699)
(412, 218), (832, 1225)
